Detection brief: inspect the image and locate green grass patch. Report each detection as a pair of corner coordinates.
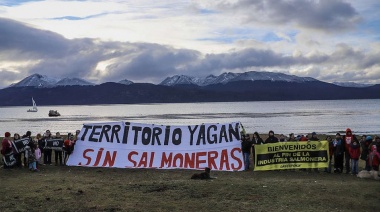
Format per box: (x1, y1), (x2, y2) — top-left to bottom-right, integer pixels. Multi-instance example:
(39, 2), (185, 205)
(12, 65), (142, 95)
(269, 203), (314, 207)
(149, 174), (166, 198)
(1, 165), (379, 212)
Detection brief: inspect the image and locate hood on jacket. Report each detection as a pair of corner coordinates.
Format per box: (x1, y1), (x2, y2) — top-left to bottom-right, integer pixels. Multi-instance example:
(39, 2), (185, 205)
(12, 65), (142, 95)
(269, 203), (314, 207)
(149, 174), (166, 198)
(346, 128), (352, 136)
(268, 130), (274, 137)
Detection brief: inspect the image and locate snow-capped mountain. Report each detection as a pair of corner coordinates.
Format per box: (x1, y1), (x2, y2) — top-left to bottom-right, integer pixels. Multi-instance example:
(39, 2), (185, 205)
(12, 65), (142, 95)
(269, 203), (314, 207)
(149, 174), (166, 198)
(160, 75), (199, 86)
(213, 72), (240, 84)
(11, 74), (94, 88)
(333, 82), (372, 88)
(159, 71), (317, 86)
(118, 79), (134, 85)
(55, 78), (95, 86)
(230, 71), (316, 83)
(11, 74), (60, 87)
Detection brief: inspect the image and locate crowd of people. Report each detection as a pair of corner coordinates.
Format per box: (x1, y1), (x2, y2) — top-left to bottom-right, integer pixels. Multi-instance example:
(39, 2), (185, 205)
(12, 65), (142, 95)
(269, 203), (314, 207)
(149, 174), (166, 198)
(2, 128), (380, 175)
(1, 129), (79, 171)
(240, 128), (380, 174)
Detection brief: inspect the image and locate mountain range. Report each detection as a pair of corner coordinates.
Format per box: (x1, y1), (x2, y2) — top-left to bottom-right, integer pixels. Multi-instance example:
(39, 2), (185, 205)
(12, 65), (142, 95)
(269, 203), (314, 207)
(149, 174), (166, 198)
(7, 71), (372, 88)
(1, 71), (379, 106)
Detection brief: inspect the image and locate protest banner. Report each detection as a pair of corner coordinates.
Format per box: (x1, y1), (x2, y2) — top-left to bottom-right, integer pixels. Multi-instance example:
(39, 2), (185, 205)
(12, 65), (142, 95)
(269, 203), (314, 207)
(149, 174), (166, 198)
(67, 121), (244, 171)
(254, 141), (329, 171)
(3, 152), (16, 166)
(12, 138), (30, 153)
(44, 138), (64, 151)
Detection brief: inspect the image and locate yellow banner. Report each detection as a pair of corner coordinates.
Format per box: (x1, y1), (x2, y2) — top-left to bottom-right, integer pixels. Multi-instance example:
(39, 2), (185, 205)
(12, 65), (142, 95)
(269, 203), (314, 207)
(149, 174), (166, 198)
(254, 141), (329, 171)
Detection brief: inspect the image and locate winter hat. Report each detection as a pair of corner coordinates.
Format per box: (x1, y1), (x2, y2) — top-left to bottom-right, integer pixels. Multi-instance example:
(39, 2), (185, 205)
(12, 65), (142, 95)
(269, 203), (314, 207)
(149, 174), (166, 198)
(26, 131), (32, 136)
(5, 132), (11, 137)
(312, 132), (316, 136)
(366, 136), (372, 141)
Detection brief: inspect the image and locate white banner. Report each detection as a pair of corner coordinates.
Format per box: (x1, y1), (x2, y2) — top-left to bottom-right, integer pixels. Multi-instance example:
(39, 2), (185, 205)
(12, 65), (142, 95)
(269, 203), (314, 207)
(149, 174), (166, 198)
(67, 121), (244, 171)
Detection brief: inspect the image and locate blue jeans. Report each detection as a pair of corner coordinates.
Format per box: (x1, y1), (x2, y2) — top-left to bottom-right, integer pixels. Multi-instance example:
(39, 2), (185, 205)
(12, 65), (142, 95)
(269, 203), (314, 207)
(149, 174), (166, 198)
(28, 161), (36, 170)
(243, 152), (250, 170)
(351, 159), (358, 174)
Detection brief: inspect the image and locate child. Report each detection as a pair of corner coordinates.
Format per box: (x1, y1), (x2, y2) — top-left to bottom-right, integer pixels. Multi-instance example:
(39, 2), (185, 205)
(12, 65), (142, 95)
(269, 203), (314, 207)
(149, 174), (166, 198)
(349, 140), (360, 175)
(34, 134), (43, 165)
(24, 142), (39, 172)
(34, 144), (41, 168)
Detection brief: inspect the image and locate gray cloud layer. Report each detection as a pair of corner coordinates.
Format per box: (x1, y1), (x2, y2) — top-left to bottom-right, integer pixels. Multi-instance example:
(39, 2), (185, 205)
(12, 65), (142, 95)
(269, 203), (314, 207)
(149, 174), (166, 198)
(0, 17), (378, 87)
(212, 0), (361, 32)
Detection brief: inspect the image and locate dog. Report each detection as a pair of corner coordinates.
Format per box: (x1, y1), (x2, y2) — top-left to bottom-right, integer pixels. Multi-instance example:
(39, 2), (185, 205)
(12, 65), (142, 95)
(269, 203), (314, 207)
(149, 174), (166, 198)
(357, 170), (380, 180)
(191, 167), (212, 180)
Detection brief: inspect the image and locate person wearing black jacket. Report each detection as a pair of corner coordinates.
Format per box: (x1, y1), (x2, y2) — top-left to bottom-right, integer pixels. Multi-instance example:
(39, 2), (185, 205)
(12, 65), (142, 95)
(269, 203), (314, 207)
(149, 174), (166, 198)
(241, 134), (253, 171)
(333, 133), (344, 173)
(22, 131), (32, 167)
(54, 132), (63, 166)
(43, 130), (53, 165)
(251, 132), (264, 170)
(265, 130), (279, 143)
(360, 135), (371, 171)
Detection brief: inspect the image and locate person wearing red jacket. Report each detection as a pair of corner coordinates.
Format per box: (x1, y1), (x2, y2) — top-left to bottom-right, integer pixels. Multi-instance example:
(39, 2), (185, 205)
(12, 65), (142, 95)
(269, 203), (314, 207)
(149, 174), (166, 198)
(349, 140), (360, 175)
(1, 132), (13, 169)
(369, 137), (380, 171)
(343, 128), (358, 174)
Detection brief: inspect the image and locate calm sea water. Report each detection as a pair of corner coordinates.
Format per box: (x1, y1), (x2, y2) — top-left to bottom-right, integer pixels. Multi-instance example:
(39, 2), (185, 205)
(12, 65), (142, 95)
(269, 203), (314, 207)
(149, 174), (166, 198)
(0, 99), (379, 136)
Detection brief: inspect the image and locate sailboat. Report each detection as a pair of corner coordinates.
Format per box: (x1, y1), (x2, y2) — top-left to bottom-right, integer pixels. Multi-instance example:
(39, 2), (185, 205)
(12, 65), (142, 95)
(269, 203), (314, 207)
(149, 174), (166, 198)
(27, 97), (38, 112)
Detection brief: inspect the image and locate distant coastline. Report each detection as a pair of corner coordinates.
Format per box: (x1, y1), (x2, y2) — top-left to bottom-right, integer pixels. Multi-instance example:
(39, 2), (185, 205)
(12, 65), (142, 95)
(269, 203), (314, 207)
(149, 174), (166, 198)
(1, 81), (380, 106)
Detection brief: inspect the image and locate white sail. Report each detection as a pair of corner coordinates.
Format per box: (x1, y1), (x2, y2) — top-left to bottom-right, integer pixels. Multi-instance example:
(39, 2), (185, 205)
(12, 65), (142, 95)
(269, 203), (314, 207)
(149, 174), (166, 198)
(27, 97), (38, 112)
(32, 98), (37, 110)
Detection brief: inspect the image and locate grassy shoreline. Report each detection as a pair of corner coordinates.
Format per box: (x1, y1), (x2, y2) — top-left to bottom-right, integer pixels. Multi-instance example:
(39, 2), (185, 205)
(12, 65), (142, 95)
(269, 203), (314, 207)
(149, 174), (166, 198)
(1, 165), (379, 212)
(2, 133), (379, 211)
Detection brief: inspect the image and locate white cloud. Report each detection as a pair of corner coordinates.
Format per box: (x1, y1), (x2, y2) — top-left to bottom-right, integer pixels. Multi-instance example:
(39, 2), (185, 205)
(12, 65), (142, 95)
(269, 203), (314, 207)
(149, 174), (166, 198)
(0, 0), (379, 87)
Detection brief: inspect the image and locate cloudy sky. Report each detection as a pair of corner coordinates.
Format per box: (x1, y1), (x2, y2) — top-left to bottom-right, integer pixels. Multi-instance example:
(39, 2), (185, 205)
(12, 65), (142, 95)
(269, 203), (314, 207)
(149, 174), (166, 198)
(0, 0), (379, 87)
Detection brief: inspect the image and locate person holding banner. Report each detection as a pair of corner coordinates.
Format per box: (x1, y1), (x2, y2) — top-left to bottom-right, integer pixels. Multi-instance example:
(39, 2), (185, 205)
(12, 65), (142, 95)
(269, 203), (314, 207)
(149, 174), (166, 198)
(75, 130), (81, 140)
(54, 132), (63, 166)
(265, 130), (279, 143)
(22, 131), (33, 166)
(288, 133), (297, 142)
(309, 132), (319, 141)
(63, 133), (75, 165)
(279, 134), (287, 142)
(1, 132), (14, 169)
(43, 130), (53, 165)
(241, 134), (253, 171)
(252, 132), (264, 170)
(13, 133), (23, 168)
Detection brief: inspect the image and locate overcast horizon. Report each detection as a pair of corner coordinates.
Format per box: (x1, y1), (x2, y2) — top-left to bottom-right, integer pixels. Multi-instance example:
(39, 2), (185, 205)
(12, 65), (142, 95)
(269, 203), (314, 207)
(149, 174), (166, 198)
(1, 0), (379, 88)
